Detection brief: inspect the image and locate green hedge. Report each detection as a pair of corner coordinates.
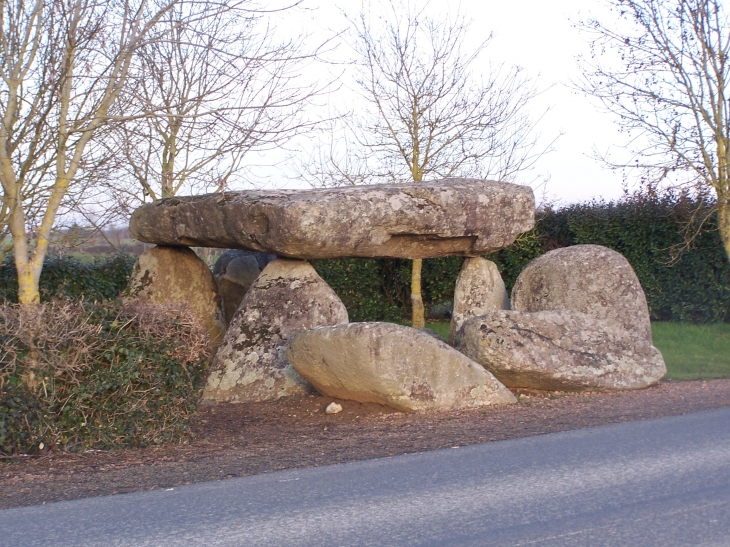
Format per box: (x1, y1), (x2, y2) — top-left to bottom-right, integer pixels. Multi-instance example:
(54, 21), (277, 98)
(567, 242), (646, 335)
(0, 254), (135, 303)
(312, 256), (464, 323)
(316, 193), (730, 324)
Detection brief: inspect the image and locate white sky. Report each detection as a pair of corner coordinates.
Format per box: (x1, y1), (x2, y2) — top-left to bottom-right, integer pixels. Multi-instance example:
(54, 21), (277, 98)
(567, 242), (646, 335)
(265, 0), (632, 205)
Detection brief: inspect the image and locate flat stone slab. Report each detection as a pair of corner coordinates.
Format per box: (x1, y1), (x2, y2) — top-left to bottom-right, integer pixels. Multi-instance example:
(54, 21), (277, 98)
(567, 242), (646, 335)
(288, 322), (517, 412)
(129, 179), (535, 259)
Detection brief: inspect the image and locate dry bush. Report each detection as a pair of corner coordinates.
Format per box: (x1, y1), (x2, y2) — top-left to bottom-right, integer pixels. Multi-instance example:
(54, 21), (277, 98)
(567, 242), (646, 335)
(0, 300), (211, 456)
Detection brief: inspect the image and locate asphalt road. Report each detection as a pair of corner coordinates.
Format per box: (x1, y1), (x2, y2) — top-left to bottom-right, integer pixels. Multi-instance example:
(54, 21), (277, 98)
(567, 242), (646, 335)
(2, 408), (730, 547)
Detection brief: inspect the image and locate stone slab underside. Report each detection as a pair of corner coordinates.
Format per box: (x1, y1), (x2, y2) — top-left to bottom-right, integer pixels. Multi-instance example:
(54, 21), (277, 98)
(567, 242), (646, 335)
(129, 179), (535, 259)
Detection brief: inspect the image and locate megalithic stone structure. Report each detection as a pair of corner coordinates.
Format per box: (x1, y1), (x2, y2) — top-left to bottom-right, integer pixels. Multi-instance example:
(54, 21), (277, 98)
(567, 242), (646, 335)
(129, 179), (535, 259)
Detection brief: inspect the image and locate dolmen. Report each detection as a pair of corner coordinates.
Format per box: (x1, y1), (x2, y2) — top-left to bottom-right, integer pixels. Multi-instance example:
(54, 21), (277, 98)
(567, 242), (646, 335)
(127, 178), (534, 409)
(126, 178), (666, 412)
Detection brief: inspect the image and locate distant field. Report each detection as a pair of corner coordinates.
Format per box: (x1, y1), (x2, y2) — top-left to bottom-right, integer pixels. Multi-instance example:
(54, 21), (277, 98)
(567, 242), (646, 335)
(420, 320), (730, 381)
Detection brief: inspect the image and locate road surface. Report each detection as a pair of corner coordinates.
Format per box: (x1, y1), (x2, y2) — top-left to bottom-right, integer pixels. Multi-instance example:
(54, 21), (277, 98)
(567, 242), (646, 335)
(2, 407), (730, 546)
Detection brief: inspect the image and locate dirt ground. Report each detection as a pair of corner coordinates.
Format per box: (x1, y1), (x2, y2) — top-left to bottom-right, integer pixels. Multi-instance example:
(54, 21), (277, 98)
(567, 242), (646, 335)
(2, 379), (730, 510)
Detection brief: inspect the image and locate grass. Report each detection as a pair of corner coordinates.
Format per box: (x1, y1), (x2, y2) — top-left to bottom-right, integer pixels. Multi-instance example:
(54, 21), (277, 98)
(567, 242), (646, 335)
(419, 320), (730, 381)
(425, 321), (451, 340)
(652, 322), (730, 380)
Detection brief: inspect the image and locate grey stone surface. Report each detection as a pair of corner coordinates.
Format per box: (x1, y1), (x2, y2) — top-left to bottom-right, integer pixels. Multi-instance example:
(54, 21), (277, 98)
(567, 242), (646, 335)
(212, 249), (277, 277)
(288, 322), (517, 412)
(129, 179), (535, 259)
(454, 310), (666, 391)
(212, 250), (276, 326)
(428, 302), (453, 321)
(125, 245), (225, 350)
(450, 257), (509, 342)
(511, 245), (652, 341)
(203, 259), (349, 403)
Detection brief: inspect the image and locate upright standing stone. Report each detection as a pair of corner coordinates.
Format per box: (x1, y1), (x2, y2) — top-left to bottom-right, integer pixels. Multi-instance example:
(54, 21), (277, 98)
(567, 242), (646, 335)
(450, 258), (509, 342)
(203, 259), (349, 403)
(511, 245), (652, 341)
(212, 250), (277, 326)
(125, 246), (225, 350)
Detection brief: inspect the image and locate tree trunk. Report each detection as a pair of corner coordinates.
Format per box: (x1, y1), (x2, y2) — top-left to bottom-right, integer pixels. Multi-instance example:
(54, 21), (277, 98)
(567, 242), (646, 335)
(16, 262), (41, 304)
(719, 201), (730, 262)
(411, 258), (425, 328)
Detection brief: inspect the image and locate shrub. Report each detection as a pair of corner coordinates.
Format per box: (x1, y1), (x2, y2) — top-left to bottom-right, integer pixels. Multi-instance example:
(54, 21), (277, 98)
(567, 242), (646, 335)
(0, 300), (210, 456)
(313, 258), (406, 322)
(0, 253), (135, 303)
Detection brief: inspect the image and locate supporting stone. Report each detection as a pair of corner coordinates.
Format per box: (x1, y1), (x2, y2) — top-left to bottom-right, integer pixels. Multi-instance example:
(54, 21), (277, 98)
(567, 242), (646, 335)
(125, 245), (225, 350)
(449, 257), (509, 343)
(212, 249), (277, 326)
(203, 259), (349, 404)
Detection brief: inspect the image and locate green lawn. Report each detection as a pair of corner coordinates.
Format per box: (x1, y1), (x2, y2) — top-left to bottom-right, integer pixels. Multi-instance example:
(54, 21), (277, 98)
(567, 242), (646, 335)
(419, 320), (730, 381)
(652, 322), (730, 380)
(425, 321), (451, 340)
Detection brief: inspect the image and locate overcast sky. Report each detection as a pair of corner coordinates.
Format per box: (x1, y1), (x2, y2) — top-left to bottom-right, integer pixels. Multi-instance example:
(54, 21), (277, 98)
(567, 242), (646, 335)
(268, 0), (631, 205)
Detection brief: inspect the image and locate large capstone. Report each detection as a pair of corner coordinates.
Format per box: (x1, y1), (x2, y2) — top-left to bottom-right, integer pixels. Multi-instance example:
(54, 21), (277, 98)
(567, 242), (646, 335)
(203, 259), (349, 403)
(288, 322), (517, 412)
(212, 249), (277, 326)
(450, 257), (509, 343)
(454, 310), (666, 391)
(511, 245), (652, 341)
(129, 179), (535, 259)
(125, 245), (225, 350)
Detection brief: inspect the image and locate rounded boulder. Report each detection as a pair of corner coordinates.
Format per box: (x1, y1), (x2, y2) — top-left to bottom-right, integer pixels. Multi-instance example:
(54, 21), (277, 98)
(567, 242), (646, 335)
(511, 245), (652, 341)
(454, 310), (666, 391)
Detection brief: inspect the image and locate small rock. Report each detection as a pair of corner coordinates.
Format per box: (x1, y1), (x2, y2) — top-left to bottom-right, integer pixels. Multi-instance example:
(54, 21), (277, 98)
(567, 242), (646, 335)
(428, 302), (453, 320)
(418, 327), (449, 344)
(325, 402), (343, 414)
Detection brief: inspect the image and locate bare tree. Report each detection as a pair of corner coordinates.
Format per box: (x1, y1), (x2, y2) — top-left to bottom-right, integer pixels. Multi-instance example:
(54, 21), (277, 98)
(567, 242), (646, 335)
(102, 0), (326, 213)
(0, 0), (183, 304)
(577, 0), (730, 257)
(303, 0), (546, 327)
